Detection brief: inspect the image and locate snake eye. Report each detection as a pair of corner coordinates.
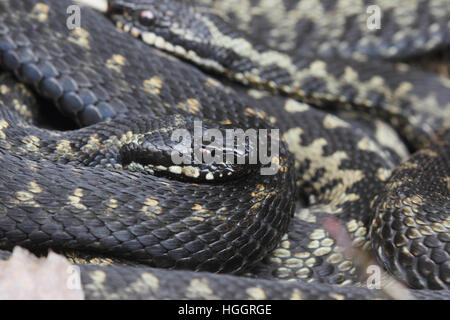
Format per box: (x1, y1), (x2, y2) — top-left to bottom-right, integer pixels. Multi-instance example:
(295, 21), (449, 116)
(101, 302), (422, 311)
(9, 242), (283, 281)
(138, 10), (156, 26)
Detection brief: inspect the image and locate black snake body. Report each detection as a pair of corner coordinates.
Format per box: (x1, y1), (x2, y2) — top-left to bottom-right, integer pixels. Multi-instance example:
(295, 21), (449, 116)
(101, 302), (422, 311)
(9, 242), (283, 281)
(0, 0), (449, 299)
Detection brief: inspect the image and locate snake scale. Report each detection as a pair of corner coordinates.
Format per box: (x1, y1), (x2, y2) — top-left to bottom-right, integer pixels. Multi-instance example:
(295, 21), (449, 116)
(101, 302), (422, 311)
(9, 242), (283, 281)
(0, 0), (449, 299)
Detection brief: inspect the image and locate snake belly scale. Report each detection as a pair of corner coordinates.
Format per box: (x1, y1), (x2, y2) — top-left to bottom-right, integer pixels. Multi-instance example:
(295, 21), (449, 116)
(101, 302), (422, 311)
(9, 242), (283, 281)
(0, 0), (448, 299)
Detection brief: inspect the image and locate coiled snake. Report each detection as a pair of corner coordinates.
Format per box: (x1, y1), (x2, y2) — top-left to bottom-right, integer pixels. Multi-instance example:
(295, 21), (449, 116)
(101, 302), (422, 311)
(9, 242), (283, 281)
(0, 0), (449, 299)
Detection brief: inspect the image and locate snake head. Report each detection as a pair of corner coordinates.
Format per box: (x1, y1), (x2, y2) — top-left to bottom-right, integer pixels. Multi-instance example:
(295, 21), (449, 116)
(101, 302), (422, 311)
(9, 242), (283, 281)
(105, 0), (240, 73)
(119, 115), (261, 182)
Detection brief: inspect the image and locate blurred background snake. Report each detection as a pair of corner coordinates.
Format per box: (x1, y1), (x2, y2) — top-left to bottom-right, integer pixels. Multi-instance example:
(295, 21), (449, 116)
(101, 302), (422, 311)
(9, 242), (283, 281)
(0, 0), (448, 299)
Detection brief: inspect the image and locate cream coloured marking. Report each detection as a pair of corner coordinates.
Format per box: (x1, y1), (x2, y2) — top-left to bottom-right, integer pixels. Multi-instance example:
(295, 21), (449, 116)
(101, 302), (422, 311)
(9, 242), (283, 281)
(106, 54), (127, 73)
(357, 136), (396, 168)
(197, 15), (300, 75)
(327, 253), (344, 265)
(346, 219), (360, 233)
(177, 98), (201, 114)
(247, 89), (269, 99)
(295, 268), (311, 278)
(139, 29), (226, 72)
(269, 209), (370, 282)
(246, 287), (267, 300)
(396, 161), (418, 170)
(76, 0), (108, 12)
(85, 270), (160, 299)
(309, 228), (326, 240)
(66, 252), (114, 266)
(374, 120), (409, 160)
(307, 240), (319, 249)
(67, 188), (87, 210)
(284, 99), (309, 113)
(11, 99), (33, 120)
(21, 135), (40, 152)
(323, 114), (350, 129)
(16, 191), (34, 202)
(305, 257), (317, 268)
(185, 278), (219, 299)
(105, 198), (118, 209)
(138, 272), (159, 291)
(28, 181), (42, 194)
(80, 135), (102, 153)
(182, 166), (200, 178)
(280, 237), (290, 249)
(338, 261), (352, 272)
(175, 2), (446, 121)
(167, 166), (181, 175)
(192, 204), (207, 213)
(189, 203), (216, 222)
(68, 28), (91, 49)
(117, 272), (160, 296)
(408, 93), (450, 136)
(245, 107), (275, 123)
(89, 270), (106, 284)
(143, 76), (163, 95)
(272, 248), (290, 258)
(294, 208), (316, 223)
(270, 233), (357, 280)
(140, 198), (162, 217)
(30, 3), (49, 22)
(200, 0), (440, 65)
(443, 177), (450, 192)
(294, 252), (310, 259)
(376, 168), (392, 182)
(313, 247), (331, 257)
(17, 83), (35, 98)
(231, 0), (418, 54)
(329, 293), (345, 300)
(125, 163), (156, 175)
(283, 129), (364, 212)
(15, 190), (40, 207)
(251, 184), (267, 201)
(0, 119), (8, 139)
(193, 15), (422, 111)
(55, 139), (74, 158)
(416, 149), (438, 158)
(0, 84), (10, 94)
(204, 77), (222, 88)
(283, 258), (303, 268)
(321, 238), (334, 247)
(441, 216), (450, 229)
(290, 289), (303, 300)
